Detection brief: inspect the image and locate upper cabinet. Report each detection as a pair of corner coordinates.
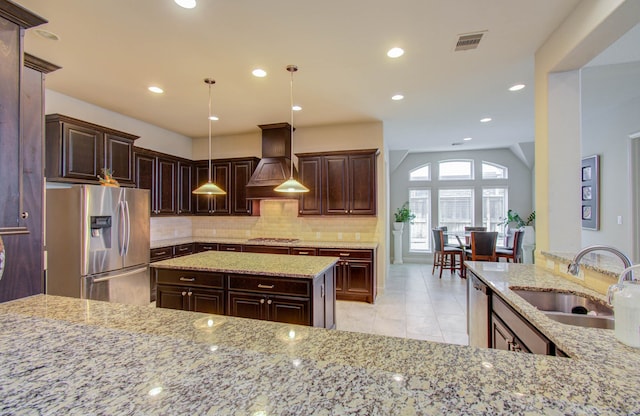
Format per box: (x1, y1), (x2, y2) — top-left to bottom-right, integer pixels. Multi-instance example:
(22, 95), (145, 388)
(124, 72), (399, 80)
(45, 114), (138, 187)
(297, 149), (378, 216)
(0, 1), (47, 235)
(134, 147), (184, 216)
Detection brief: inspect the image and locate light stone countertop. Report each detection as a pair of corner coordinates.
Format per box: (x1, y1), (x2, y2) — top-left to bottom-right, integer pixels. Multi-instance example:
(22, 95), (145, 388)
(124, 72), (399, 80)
(1, 263), (639, 414)
(151, 236), (378, 250)
(151, 250), (338, 279)
(541, 250), (628, 278)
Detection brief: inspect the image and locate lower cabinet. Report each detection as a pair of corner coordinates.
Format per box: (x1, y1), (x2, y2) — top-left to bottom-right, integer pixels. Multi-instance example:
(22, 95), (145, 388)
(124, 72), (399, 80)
(195, 243), (219, 252)
(491, 293), (554, 355)
(173, 243), (194, 257)
(242, 245), (290, 255)
(318, 248), (376, 303)
(156, 269), (225, 314)
(227, 291), (309, 325)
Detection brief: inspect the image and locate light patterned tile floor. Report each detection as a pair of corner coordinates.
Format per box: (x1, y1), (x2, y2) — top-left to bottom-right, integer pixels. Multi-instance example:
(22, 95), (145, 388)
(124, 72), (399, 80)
(335, 263), (469, 345)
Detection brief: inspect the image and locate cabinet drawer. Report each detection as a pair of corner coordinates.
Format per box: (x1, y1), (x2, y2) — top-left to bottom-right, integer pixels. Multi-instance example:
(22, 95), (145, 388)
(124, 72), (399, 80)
(318, 249), (372, 260)
(150, 246), (174, 261)
(174, 243), (194, 257)
(195, 242), (219, 252)
(156, 269), (224, 289)
(291, 247), (317, 256)
(220, 244), (243, 252)
(227, 275), (310, 297)
(242, 245), (290, 255)
(492, 294), (551, 355)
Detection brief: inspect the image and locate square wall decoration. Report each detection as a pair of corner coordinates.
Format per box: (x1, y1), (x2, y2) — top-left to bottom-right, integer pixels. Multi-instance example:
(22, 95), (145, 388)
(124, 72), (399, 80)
(581, 155), (599, 230)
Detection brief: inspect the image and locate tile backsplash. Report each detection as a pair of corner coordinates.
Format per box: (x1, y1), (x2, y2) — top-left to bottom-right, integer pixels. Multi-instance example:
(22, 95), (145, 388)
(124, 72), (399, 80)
(151, 200), (380, 243)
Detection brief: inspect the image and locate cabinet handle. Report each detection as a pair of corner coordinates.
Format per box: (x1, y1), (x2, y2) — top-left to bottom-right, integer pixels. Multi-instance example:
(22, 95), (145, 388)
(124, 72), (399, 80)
(180, 277), (196, 282)
(203, 246), (212, 250)
(298, 251), (309, 255)
(260, 299), (265, 304)
(321, 284), (325, 298)
(339, 253), (350, 257)
(349, 210), (352, 213)
(258, 284), (275, 289)
(187, 291), (192, 297)
(181, 291), (187, 296)
(226, 248), (236, 251)
(267, 299), (272, 305)
(155, 251), (167, 256)
(21, 212), (29, 219)
(178, 247), (189, 251)
(344, 210), (348, 213)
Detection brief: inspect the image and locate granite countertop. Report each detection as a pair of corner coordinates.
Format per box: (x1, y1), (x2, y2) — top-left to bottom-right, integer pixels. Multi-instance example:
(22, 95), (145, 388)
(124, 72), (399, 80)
(151, 236), (378, 250)
(541, 250), (628, 278)
(1, 263), (640, 415)
(151, 250), (338, 279)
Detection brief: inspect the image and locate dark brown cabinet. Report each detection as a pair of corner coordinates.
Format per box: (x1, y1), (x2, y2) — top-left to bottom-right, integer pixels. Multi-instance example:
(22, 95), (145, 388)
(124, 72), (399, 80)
(291, 247), (317, 256)
(227, 291), (309, 325)
(491, 293), (553, 355)
(177, 162), (193, 215)
(195, 242), (219, 252)
(134, 148), (177, 215)
(156, 269), (225, 314)
(231, 158), (259, 215)
(297, 149), (377, 216)
(45, 114), (138, 187)
(194, 161), (231, 215)
(318, 248), (376, 303)
(173, 243), (194, 257)
(242, 245), (290, 255)
(219, 244), (242, 252)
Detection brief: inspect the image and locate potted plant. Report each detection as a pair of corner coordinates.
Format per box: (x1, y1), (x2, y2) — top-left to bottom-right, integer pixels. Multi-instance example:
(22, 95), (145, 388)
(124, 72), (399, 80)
(393, 202), (416, 231)
(500, 209), (536, 253)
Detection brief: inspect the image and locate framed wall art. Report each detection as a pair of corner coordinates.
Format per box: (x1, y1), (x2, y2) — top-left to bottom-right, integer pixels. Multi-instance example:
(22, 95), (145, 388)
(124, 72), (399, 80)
(581, 155), (599, 230)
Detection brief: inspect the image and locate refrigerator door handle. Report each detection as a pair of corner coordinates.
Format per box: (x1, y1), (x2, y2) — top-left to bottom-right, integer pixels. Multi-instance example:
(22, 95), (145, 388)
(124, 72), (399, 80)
(124, 200), (131, 255)
(118, 201), (126, 257)
(92, 266), (149, 283)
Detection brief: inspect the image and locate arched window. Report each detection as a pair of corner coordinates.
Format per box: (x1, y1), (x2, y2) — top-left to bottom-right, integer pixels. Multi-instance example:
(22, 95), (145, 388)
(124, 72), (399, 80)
(409, 164), (431, 181)
(482, 161), (508, 179)
(439, 159), (473, 180)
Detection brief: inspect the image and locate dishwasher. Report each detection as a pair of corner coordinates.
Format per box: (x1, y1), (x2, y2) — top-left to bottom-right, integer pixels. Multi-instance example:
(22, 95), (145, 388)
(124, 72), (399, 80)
(467, 272), (491, 348)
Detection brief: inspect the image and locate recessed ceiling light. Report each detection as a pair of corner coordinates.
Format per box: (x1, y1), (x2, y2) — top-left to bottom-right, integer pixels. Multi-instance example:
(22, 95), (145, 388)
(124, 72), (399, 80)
(480, 117), (492, 123)
(509, 84), (525, 91)
(148, 86), (164, 94)
(292, 105), (302, 111)
(463, 137), (473, 141)
(174, 0), (196, 9)
(391, 94), (404, 101)
(387, 47), (404, 58)
(252, 68), (267, 78)
(208, 115), (219, 121)
(34, 29), (60, 41)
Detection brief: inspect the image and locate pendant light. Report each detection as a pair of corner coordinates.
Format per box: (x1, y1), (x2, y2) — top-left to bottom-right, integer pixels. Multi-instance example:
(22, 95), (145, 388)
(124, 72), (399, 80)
(274, 65), (309, 193)
(193, 78), (226, 195)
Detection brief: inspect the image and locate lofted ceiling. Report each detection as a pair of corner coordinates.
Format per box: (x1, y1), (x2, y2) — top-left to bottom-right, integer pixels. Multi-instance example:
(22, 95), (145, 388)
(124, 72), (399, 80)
(17, 0), (582, 152)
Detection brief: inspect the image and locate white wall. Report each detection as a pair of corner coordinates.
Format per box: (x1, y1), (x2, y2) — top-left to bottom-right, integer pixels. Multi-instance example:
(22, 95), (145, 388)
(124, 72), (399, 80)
(581, 61), (640, 257)
(390, 148), (533, 263)
(45, 90), (194, 159)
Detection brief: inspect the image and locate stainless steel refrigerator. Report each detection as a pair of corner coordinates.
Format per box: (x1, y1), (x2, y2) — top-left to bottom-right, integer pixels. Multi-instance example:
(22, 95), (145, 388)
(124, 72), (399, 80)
(45, 184), (150, 306)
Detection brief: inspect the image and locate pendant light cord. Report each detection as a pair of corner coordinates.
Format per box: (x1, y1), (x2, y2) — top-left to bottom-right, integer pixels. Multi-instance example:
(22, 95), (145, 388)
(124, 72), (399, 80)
(289, 68), (295, 179)
(207, 80), (213, 183)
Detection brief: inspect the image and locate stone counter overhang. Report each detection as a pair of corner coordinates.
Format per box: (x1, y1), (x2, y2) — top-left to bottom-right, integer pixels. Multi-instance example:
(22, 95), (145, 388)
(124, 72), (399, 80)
(150, 250), (339, 279)
(1, 263), (639, 414)
(151, 236), (378, 250)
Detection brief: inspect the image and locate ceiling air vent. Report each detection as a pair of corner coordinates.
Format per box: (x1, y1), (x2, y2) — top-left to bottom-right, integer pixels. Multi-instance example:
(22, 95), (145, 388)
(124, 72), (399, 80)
(455, 32), (485, 51)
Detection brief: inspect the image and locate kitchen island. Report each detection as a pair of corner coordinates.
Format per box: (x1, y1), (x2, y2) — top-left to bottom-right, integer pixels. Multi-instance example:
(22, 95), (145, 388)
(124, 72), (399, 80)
(151, 251), (338, 328)
(1, 282), (639, 414)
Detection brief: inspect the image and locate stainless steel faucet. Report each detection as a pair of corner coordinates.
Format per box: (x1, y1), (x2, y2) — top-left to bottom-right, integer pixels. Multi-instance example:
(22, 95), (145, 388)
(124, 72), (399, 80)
(567, 245), (633, 276)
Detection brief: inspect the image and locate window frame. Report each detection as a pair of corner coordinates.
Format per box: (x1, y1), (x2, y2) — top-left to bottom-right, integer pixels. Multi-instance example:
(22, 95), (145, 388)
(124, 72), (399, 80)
(481, 161), (508, 179)
(438, 159), (474, 180)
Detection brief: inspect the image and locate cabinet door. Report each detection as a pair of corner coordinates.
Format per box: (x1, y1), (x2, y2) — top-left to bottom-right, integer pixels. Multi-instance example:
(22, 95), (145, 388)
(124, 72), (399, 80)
(62, 122), (103, 181)
(134, 152), (157, 213)
(348, 153), (376, 215)
(219, 244), (242, 252)
(298, 156), (322, 215)
(231, 159), (254, 215)
(174, 243), (194, 257)
(334, 263), (345, 294)
(269, 296), (310, 325)
(345, 261), (373, 298)
(177, 162), (193, 215)
(157, 285), (188, 310)
(195, 243), (218, 252)
(194, 164), (212, 214)
(157, 158), (177, 215)
(105, 134), (134, 186)
(212, 162), (231, 214)
(323, 155), (349, 214)
(189, 288), (225, 314)
(228, 291), (267, 320)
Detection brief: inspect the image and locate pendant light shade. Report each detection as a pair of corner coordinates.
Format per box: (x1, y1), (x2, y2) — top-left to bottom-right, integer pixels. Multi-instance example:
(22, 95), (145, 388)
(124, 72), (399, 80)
(193, 78), (226, 195)
(274, 65), (309, 194)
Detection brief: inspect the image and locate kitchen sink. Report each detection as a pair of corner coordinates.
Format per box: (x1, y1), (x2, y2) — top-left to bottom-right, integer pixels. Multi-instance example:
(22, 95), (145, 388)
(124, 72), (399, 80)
(511, 288), (614, 330)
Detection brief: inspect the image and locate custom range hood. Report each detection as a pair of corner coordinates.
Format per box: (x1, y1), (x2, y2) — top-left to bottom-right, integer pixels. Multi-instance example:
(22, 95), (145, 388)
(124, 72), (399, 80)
(245, 123), (299, 199)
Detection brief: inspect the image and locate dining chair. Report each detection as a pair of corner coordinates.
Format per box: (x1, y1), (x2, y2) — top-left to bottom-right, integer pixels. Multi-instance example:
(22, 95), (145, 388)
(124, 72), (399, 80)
(464, 226), (487, 232)
(464, 231), (498, 262)
(431, 228), (463, 278)
(496, 229), (524, 263)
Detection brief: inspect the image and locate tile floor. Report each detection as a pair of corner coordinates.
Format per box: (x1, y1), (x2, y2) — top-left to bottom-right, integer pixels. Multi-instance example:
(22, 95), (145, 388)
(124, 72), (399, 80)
(335, 263), (469, 345)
